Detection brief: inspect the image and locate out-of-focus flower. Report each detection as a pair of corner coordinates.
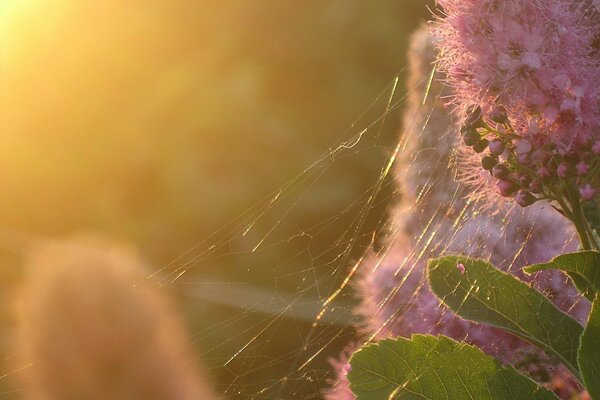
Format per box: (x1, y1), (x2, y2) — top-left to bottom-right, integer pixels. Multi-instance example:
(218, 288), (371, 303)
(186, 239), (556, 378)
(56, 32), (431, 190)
(14, 236), (217, 400)
(580, 184), (598, 201)
(322, 343), (360, 400)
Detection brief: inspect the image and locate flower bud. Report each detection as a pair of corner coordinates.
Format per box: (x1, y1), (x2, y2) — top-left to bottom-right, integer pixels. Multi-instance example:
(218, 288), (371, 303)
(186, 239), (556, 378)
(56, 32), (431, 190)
(576, 161), (590, 176)
(492, 163), (510, 179)
(556, 162), (569, 178)
(515, 190), (537, 207)
(497, 179), (518, 197)
(537, 166), (552, 180)
(464, 105), (484, 128)
(592, 141), (600, 155)
(488, 139), (506, 156)
(517, 152), (531, 165)
(530, 149), (548, 163)
(462, 127), (480, 146)
(489, 106), (508, 124)
(580, 184), (597, 200)
(473, 139), (489, 153)
(482, 155), (498, 171)
(518, 174), (532, 188)
(529, 180), (543, 194)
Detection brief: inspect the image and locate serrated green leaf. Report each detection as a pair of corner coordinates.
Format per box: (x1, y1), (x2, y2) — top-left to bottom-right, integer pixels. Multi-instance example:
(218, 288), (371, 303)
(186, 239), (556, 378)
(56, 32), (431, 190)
(428, 256), (583, 379)
(579, 293), (600, 399)
(348, 334), (558, 400)
(524, 250), (600, 301)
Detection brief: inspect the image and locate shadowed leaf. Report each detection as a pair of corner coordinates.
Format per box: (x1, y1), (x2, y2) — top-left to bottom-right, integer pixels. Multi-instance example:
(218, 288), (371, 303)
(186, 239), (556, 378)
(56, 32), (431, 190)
(348, 335), (558, 400)
(524, 250), (600, 301)
(428, 256), (583, 378)
(579, 293), (600, 399)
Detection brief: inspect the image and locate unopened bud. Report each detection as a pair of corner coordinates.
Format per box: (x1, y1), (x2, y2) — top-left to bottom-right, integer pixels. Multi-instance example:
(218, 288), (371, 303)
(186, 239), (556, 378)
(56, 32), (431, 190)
(482, 155), (498, 171)
(537, 166), (552, 180)
(556, 162), (569, 178)
(473, 139), (489, 153)
(517, 152), (531, 165)
(462, 127), (480, 146)
(492, 164), (510, 179)
(497, 179), (518, 197)
(489, 106), (508, 124)
(576, 161), (590, 176)
(580, 184), (597, 201)
(488, 139), (505, 156)
(464, 105), (484, 129)
(515, 190), (537, 207)
(518, 174), (532, 188)
(529, 180), (543, 194)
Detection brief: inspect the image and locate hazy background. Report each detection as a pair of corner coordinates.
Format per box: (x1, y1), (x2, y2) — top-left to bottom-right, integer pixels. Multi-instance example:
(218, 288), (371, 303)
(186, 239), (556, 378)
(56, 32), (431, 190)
(0, 1), (433, 398)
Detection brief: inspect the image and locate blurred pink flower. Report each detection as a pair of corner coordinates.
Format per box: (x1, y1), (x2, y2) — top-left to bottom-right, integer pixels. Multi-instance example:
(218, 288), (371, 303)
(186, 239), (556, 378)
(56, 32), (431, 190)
(322, 343), (359, 400)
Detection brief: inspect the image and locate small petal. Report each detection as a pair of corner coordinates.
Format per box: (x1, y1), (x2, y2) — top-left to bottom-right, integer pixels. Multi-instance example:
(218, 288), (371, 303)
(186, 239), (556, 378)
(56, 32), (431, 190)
(522, 52), (541, 70)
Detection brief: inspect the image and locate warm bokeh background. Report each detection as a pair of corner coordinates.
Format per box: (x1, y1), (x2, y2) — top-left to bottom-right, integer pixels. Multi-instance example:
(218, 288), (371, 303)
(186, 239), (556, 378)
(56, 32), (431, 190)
(0, 1), (433, 398)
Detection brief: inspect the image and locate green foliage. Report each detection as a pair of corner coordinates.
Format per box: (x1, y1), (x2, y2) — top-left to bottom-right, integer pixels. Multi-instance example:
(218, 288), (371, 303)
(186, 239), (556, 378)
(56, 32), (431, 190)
(579, 293), (600, 399)
(524, 250), (600, 301)
(348, 251), (600, 398)
(427, 256), (583, 378)
(348, 335), (558, 400)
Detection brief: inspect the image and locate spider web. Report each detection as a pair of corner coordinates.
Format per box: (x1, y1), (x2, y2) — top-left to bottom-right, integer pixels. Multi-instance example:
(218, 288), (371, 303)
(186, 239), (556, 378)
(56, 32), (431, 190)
(151, 29), (588, 399)
(153, 76), (410, 399)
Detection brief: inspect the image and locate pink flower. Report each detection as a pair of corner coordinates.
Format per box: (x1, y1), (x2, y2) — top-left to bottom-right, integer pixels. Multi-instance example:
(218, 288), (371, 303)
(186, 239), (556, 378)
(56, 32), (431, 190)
(576, 161), (590, 176)
(434, 0), (600, 146)
(557, 163), (569, 178)
(537, 166), (552, 180)
(351, 22), (589, 393)
(432, 0), (600, 209)
(580, 184), (597, 200)
(327, 24), (591, 400)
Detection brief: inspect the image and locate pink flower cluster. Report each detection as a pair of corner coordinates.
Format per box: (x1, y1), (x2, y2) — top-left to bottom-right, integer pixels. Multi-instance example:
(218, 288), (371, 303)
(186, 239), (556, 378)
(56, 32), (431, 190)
(433, 0), (600, 207)
(324, 24), (591, 400)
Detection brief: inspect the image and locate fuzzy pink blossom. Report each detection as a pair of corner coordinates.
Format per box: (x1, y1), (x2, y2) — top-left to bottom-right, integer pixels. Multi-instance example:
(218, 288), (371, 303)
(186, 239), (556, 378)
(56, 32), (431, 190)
(323, 343), (360, 400)
(577, 161), (590, 176)
(557, 163), (569, 178)
(580, 184), (597, 200)
(432, 0), (600, 207)
(434, 0), (600, 147)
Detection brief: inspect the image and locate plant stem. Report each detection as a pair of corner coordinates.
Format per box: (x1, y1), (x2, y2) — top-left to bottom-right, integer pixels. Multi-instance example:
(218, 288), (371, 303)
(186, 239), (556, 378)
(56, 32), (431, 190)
(566, 185), (598, 250)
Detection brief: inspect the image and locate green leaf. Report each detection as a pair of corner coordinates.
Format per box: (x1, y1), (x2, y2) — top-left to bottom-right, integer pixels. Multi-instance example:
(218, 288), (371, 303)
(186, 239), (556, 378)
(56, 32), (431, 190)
(348, 334), (558, 400)
(524, 250), (600, 301)
(428, 256), (583, 379)
(579, 293), (600, 399)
